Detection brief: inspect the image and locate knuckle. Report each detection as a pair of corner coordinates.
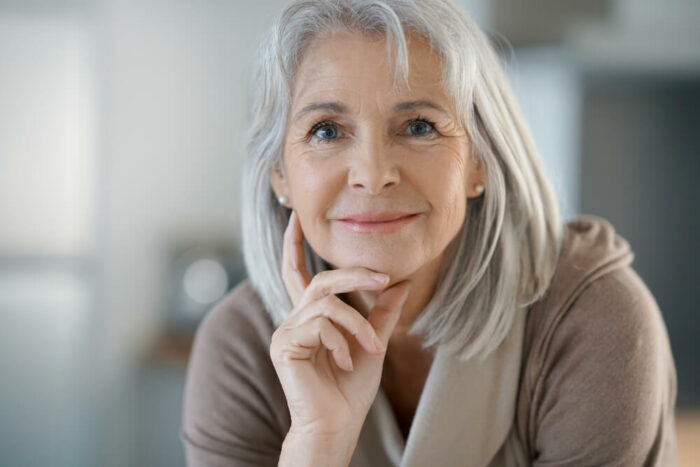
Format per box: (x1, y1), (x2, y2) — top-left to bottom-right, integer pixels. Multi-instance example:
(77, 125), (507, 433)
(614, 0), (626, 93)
(314, 270), (330, 282)
(320, 294), (337, 308)
(309, 274), (331, 295)
(269, 327), (283, 346)
(312, 316), (329, 333)
(269, 337), (280, 360)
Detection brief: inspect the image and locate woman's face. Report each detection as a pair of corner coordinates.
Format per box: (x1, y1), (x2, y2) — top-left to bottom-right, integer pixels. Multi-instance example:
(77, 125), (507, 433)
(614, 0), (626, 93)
(270, 31), (484, 281)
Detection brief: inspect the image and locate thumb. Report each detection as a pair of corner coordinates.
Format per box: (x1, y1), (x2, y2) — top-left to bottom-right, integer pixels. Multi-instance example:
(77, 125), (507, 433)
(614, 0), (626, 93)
(367, 280), (412, 345)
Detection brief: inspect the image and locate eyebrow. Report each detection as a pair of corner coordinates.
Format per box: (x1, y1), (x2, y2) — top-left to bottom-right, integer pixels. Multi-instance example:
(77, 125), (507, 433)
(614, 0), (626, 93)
(291, 99), (450, 122)
(293, 101), (349, 122)
(392, 100), (450, 116)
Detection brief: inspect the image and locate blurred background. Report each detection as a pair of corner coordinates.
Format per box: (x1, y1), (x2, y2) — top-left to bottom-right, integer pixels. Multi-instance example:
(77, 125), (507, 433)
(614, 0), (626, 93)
(0, 0), (698, 465)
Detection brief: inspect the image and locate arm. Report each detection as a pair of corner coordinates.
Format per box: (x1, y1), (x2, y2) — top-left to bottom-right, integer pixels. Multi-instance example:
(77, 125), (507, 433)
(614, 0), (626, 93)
(531, 267), (678, 466)
(180, 294), (287, 466)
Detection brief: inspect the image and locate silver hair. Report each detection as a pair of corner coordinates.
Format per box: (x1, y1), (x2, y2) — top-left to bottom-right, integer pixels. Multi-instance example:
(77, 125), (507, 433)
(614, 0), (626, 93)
(240, 0), (563, 362)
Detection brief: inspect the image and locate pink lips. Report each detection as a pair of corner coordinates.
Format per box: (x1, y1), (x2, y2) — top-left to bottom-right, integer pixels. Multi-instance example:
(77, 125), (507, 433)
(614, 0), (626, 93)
(336, 212), (421, 234)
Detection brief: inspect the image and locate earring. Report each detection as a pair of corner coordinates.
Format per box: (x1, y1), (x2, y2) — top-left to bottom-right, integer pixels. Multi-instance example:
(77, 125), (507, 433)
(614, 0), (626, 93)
(475, 184), (485, 195)
(278, 195), (289, 206)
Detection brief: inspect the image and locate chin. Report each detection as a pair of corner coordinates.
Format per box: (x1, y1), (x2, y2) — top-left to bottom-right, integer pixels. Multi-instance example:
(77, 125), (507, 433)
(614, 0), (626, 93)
(328, 252), (421, 278)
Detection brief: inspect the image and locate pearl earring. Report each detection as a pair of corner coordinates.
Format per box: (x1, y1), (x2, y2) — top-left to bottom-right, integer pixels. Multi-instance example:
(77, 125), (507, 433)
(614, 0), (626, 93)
(475, 184), (485, 195)
(278, 195), (289, 206)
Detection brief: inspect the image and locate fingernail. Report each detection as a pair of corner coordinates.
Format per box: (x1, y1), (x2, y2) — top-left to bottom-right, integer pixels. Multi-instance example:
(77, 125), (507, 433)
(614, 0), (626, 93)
(373, 335), (386, 353)
(371, 273), (389, 283)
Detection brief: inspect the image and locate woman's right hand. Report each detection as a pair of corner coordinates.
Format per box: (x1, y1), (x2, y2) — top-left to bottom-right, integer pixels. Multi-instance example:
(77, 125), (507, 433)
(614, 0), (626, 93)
(269, 210), (412, 438)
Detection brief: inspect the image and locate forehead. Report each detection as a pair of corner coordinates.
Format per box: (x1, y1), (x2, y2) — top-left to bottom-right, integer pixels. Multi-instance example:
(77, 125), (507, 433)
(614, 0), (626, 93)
(290, 31), (450, 110)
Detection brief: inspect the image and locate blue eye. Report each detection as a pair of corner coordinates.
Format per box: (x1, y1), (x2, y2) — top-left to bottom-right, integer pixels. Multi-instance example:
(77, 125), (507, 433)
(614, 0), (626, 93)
(407, 119), (434, 136)
(312, 123), (339, 141)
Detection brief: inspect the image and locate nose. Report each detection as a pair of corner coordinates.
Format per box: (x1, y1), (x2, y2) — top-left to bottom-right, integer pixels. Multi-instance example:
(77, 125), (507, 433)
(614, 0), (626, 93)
(347, 133), (400, 195)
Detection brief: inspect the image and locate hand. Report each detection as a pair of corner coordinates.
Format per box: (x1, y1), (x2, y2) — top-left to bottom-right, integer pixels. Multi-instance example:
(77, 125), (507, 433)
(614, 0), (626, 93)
(269, 210), (412, 437)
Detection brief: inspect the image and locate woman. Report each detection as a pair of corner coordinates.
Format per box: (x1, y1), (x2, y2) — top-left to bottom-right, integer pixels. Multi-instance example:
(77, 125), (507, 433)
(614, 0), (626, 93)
(181, 0), (677, 465)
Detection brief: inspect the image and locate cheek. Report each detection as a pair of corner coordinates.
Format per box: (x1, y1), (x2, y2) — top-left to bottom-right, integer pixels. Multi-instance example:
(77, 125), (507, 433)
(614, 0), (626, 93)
(415, 144), (468, 231)
(286, 157), (344, 244)
(292, 158), (346, 207)
(287, 155), (336, 198)
(431, 180), (466, 229)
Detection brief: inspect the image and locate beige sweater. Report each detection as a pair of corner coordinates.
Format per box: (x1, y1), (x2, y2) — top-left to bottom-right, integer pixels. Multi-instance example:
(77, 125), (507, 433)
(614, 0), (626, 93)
(180, 215), (678, 466)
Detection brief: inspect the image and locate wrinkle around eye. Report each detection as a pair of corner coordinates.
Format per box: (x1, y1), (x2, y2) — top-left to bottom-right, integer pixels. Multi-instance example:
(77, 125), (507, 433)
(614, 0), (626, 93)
(393, 136), (468, 163)
(294, 134), (352, 154)
(309, 131), (350, 147)
(436, 119), (468, 137)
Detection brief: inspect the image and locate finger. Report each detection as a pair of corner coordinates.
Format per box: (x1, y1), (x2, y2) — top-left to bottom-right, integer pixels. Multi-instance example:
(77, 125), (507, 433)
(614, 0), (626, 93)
(285, 317), (355, 371)
(282, 210), (312, 306)
(297, 267), (390, 310)
(290, 295), (385, 355)
(367, 281), (412, 345)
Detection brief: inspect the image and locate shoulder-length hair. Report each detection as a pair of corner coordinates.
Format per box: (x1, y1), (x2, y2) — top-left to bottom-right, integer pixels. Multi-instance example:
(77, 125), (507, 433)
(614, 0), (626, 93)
(240, 0), (563, 362)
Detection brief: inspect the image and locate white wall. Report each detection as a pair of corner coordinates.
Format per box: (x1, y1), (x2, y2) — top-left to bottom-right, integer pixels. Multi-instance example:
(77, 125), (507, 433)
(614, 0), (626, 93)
(504, 47), (582, 222)
(0, 12), (96, 255)
(92, 1), (288, 465)
(459, 0), (583, 221)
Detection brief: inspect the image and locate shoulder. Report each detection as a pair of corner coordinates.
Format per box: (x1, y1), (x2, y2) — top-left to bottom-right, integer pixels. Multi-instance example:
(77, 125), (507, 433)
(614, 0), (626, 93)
(535, 264), (676, 397)
(523, 214), (642, 363)
(185, 278), (282, 413)
(519, 257), (678, 464)
(194, 279), (276, 356)
(525, 215), (674, 378)
(181, 279), (289, 464)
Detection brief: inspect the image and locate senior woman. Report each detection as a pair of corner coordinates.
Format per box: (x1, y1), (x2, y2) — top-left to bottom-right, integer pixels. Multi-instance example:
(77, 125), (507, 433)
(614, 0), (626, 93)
(180, 0), (677, 466)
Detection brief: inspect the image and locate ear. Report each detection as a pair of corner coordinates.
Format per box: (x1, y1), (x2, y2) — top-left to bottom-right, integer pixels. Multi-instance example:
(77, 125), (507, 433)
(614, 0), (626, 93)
(268, 165), (289, 200)
(465, 152), (486, 199)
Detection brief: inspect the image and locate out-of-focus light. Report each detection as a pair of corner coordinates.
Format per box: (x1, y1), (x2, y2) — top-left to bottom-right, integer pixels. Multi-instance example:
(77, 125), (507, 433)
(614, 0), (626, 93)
(182, 258), (229, 307)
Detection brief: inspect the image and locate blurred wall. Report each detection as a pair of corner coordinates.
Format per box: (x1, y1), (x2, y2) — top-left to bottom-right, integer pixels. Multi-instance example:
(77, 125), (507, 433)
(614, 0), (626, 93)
(1, 0), (290, 465)
(581, 79), (700, 405)
(0, 6), (96, 466)
(93, 1), (288, 465)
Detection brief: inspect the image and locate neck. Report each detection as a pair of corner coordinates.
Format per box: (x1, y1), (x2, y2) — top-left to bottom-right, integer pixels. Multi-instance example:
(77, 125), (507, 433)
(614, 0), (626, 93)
(341, 251), (445, 343)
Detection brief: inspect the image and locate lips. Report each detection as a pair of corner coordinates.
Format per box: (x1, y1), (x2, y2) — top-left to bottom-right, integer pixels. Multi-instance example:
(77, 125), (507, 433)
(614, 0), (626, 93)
(339, 211), (418, 222)
(335, 212), (421, 234)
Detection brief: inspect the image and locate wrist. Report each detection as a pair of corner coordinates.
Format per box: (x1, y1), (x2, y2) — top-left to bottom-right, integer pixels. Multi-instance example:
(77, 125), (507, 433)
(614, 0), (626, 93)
(279, 424), (362, 467)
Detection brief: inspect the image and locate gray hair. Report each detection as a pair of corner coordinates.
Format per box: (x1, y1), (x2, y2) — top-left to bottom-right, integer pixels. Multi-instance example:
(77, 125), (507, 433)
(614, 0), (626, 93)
(240, 0), (563, 362)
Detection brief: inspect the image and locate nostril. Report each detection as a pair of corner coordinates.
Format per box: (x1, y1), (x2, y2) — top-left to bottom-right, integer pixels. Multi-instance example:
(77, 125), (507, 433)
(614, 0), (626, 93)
(348, 171), (400, 194)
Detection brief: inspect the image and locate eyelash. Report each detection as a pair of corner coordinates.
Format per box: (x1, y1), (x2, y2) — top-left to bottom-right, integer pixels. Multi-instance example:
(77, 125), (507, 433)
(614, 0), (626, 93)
(307, 115), (438, 144)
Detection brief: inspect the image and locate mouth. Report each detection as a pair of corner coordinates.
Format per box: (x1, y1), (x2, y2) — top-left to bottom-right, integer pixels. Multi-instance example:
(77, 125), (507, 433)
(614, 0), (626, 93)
(338, 211), (420, 222)
(335, 213), (421, 234)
